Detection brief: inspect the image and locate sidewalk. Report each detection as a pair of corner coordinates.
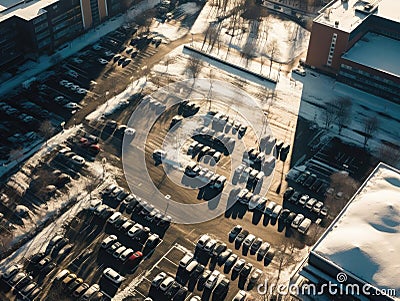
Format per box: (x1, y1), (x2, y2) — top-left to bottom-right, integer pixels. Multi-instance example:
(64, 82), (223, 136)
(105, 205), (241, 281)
(0, 0), (159, 97)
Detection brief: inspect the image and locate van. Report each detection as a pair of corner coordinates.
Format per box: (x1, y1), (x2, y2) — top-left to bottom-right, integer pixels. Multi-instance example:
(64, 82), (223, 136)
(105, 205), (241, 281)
(107, 212), (122, 224)
(298, 218), (312, 234)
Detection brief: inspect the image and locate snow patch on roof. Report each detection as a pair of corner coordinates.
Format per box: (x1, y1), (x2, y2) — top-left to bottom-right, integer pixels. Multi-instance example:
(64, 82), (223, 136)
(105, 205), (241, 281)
(313, 163), (400, 294)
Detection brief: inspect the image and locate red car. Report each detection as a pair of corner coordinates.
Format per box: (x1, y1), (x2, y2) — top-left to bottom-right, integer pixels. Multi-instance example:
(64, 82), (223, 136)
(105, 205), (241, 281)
(126, 251), (143, 268)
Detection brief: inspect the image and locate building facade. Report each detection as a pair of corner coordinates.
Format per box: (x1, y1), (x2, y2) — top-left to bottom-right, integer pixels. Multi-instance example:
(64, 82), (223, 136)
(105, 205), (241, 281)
(305, 0), (400, 102)
(0, 0), (137, 72)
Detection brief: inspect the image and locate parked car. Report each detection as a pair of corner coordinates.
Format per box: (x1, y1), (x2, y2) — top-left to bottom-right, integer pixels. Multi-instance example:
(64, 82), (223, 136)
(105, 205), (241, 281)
(250, 238), (263, 254)
(103, 267), (125, 284)
(298, 218), (312, 234)
(291, 214), (305, 229)
(228, 225), (242, 241)
(151, 272), (167, 288)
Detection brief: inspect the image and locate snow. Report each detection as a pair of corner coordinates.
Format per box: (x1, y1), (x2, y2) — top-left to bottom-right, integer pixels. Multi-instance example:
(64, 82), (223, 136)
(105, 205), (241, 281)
(342, 32), (400, 78)
(151, 22), (189, 42)
(0, 0), (159, 97)
(313, 163), (400, 294)
(313, 0), (367, 33)
(375, 0), (400, 23)
(86, 77), (148, 121)
(0, 0), (58, 22)
(190, 1), (310, 63)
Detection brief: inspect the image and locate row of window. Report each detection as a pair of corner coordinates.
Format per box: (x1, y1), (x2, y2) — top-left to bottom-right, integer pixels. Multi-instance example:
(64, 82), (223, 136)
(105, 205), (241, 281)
(326, 33), (337, 66)
(339, 69), (399, 94)
(341, 64), (397, 86)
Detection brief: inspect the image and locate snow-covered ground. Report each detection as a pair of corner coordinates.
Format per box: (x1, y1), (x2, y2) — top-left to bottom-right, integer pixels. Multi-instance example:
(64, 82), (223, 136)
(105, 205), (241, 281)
(191, 0), (310, 63)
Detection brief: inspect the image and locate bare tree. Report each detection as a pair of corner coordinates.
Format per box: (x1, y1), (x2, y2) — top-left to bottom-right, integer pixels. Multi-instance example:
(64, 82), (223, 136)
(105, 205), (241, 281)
(267, 40), (280, 78)
(363, 116), (379, 148)
(336, 96), (352, 134)
(322, 101), (338, 129)
(186, 56), (203, 79)
(378, 143), (400, 167)
(327, 172), (359, 216)
(135, 9), (155, 33)
(39, 120), (55, 146)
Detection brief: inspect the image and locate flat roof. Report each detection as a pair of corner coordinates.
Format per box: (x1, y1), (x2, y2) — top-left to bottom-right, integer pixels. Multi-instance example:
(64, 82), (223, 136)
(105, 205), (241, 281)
(312, 163), (400, 295)
(0, 0), (58, 22)
(314, 0), (400, 33)
(342, 32), (400, 78)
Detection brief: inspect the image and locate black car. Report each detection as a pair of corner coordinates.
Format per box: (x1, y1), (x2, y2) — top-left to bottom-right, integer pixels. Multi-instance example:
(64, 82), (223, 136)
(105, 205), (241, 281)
(125, 197), (139, 214)
(14, 275), (33, 291)
(285, 212), (297, 225)
(104, 120), (117, 133)
(240, 263), (253, 278)
(119, 194), (137, 213)
(224, 254), (238, 271)
(27, 252), (45, 270)
(217, 249), (232, 266)
(113, 216), (128, 230)
(289, 191), (300, 204)
(228, 225), (242, 242)
(283, 187), (294, 201)
(278, 209), (291, 222)
(234, 230), (249, 248)
(211, 242), (227, 258)
(135, 227), (150, 243)
(40, 262), (56, 276)
(264, 249), (275, 265)
(190, 263), (205, 280)
(164, 281), (181, 299)
(172, 286), (188, 301)
(197, 269), (211, 291)
(51, 238), (69, 258)
(213, 277), (230, 299)
(115, 190), (129, 203)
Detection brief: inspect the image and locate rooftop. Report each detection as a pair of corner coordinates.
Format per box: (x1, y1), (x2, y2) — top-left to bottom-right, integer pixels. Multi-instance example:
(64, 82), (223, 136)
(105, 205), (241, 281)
(342, 32), (400, 78)
(314, 0), (400, 33)
(0, 0), (58, 22)
(312, 163), (400, 296)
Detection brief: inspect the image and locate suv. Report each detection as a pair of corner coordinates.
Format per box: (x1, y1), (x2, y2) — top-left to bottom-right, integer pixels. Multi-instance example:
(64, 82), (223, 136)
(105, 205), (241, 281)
(243, 234), (256, 249)
(179, 252), (194, 269)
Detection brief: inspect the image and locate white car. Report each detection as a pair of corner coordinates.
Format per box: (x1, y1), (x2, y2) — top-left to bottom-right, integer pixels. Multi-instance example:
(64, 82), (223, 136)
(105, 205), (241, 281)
(103, 267), (125, 284)
(291, 214), (305, 229)
(64, 102), (81, 110)
(293, 67), (306, 76)
(101, 235), (117, 249)
(233, 290), (247, 301)
(59, 79), (69, 86)
(77, 88), (88, 95)
(127, 224), (143, 237)
(54, 95), (66, 103)
(98, 58), (108, 65)
(71, 155), (85, 166)
(197, 234), (210, 249)
(89, 198), (102, 211)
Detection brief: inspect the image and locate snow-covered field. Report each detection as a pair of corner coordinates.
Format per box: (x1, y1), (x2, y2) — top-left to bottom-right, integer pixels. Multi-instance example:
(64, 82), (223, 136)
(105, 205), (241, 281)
(191, 0), (310, 63)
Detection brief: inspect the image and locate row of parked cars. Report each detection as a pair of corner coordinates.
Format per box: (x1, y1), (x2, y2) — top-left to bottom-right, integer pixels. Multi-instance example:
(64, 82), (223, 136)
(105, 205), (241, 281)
(284, 187), (328, 218)
(291, 170), (329, 197)
(184, 162), (227, 190)
(54, 268), (103, 300)
(193, 125), (236, 155)
(207, 111), (248, 138)
(196, 234), (264, 282)
(187, 140), (222, 164)
(0, 264), (42, 300)
(233, 165), (265, 192)
(101, 233), (146, 265)
(228, 225), (275, 260)
(99, 183), (172, 229)
(150, 271), (191, 301)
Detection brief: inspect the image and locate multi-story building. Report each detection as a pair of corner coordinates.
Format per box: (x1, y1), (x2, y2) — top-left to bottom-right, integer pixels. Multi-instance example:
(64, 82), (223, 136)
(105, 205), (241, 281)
(306, 0), (400, 102)
(0, 0), (138, 72)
